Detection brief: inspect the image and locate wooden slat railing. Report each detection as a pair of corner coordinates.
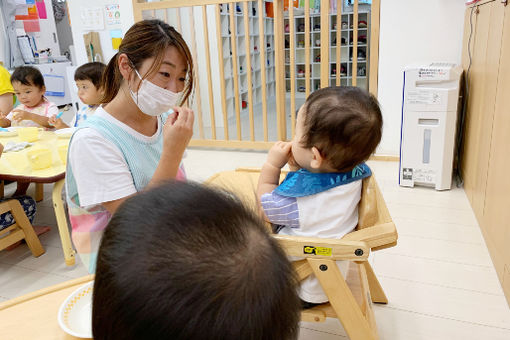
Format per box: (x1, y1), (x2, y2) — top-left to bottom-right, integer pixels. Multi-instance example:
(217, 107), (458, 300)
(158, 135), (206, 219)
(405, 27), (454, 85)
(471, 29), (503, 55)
(132, 0), (380, 149)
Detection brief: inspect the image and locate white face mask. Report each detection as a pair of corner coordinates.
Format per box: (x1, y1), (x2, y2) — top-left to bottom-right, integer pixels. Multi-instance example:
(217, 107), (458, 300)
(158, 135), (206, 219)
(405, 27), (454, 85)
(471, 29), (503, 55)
(129, 69), (181, 116)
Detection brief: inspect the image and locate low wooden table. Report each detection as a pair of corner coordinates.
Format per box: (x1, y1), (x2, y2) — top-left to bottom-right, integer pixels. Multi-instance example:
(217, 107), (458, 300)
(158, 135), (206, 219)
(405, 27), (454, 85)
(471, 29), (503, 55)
(0, 275), (94, 339)
(0, 130), (76, 265)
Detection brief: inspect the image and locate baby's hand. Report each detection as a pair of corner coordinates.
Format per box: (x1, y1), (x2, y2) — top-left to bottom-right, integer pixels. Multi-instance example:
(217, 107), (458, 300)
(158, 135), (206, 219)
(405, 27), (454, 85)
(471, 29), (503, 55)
(48, 116), (66, 129)
(288, 153), (300, 171)
(12, 109), (31, 122)
(267, 141), (292, 169)
(48, 116), (58, 126)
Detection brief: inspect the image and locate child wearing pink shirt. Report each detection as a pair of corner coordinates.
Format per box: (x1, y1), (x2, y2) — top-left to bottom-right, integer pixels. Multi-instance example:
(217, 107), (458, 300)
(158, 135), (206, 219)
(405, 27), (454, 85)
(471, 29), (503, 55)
(0, 66), (57, 128)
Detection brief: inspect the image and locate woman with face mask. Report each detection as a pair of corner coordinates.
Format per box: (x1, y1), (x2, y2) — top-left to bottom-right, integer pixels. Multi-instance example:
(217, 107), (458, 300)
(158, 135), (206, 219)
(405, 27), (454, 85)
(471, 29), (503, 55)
(65, 20), (195, 273)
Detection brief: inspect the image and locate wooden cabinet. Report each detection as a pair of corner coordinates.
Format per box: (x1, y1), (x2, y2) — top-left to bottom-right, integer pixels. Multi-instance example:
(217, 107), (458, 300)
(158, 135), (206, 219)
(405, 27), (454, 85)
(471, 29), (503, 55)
(461, 0), (510, 305)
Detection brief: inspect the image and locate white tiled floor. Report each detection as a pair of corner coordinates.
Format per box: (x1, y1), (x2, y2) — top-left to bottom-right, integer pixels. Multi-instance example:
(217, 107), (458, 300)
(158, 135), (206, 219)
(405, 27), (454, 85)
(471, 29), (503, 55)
(1, 149), (509, 339)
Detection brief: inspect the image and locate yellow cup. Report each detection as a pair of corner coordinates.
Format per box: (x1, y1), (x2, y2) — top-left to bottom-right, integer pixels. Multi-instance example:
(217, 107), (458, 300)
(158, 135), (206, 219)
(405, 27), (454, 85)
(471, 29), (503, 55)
(58, 144), (69, 165)
(18, 127), (39, 142)
(27, 148), (52, 170)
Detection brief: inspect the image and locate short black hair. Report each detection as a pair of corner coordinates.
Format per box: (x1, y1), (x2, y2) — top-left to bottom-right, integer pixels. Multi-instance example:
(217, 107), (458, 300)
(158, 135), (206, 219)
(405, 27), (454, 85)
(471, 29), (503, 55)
(10, 66), (45, 89)
(93, 181), (301, 340)
(74, 62), (106, 88)
(301, 86), (383, 172)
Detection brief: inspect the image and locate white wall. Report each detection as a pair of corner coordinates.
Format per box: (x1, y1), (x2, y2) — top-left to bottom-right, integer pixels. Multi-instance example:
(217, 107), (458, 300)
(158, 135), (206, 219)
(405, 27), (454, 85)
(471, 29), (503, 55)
(67, 0), (134, 66)
(377, 0), (466, 156)
(0, 6), (5, 64)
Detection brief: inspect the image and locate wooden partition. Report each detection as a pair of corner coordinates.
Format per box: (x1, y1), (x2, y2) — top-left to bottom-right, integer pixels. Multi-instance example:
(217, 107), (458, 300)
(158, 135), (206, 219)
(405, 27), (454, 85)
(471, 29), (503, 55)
(461, 0), (510, 305)
(132, 0), (380, 149)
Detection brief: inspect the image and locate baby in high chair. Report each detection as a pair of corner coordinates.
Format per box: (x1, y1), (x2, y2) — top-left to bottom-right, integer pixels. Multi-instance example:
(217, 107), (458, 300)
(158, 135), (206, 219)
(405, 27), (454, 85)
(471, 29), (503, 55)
(257, 86), (383, 307)
(0, 66), (57, 128)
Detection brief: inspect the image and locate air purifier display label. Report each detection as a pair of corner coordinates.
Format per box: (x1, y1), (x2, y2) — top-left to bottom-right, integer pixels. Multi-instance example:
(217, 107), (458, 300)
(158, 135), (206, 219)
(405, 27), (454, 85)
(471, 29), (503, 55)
(406, 90), (441, 105)
(413, 168), (436, 184)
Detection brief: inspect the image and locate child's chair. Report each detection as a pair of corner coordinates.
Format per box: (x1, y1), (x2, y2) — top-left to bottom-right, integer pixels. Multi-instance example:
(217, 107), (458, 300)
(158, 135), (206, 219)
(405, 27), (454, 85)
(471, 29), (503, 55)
(0, 199), (45, 257)
(206, 168), (398, 340)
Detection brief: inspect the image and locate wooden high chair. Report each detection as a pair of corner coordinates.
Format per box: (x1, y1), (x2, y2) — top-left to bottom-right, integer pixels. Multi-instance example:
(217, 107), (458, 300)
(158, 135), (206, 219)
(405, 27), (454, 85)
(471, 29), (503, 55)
(206, 168), (398, 340)
(0, 199), (45, 257)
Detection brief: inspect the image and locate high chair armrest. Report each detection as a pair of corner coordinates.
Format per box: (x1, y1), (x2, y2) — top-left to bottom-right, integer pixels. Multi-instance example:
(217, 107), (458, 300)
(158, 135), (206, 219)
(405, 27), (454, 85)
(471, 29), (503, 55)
(341, 222), (398, 250)
(273, 234), (370, 260)
(0, 201), (12, 215)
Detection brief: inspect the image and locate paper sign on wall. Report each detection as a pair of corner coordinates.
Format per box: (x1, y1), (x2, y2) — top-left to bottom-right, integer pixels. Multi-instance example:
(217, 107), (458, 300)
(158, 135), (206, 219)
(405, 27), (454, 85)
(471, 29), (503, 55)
(43, 75), (65, 97)
(105, 4), (121, 25)
(23, 19), (40, 33)
(109, 29), (122, 50)
(15, 5), (38, 20)
(81, 7), (104, 31)
(36, 1), (47, 19)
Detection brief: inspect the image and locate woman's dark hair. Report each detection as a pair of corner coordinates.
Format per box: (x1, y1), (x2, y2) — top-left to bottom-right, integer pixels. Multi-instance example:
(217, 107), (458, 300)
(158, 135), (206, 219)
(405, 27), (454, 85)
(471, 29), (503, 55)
(10, 66), (45, 89)
(74, 62), (106, 88)
(101, 19), (194, 105)
(93, 181), (301, 340)
(301, 86), (383, 172)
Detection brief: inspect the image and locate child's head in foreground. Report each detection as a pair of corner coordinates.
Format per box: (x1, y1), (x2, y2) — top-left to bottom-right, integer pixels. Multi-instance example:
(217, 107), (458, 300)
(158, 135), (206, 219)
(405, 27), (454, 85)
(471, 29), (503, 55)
(292, 86), (383, 172)
(10, 66), (45, 108)
(74, 62), (106, 106)
(92, 181), (301, 340)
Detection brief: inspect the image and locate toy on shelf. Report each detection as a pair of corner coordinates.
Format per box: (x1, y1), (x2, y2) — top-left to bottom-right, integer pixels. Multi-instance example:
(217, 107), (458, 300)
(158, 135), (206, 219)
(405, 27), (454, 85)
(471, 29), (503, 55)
(340, 65), (347, 76)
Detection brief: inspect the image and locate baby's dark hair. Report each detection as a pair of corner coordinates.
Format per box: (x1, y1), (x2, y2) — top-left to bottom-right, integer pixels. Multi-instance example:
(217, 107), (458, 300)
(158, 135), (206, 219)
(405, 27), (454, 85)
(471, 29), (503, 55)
(10, 66), (45, 89)
(301, 86), (383, 172)
(93, 181), (301, 340)
(74, 62), (106, 88)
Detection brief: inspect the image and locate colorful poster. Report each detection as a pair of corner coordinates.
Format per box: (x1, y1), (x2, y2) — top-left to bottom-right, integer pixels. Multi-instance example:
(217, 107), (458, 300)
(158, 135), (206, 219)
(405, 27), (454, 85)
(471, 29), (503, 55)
(105, 4), (121, 26)
(36, 1), (47, 19)
(15, 5), (38, 20)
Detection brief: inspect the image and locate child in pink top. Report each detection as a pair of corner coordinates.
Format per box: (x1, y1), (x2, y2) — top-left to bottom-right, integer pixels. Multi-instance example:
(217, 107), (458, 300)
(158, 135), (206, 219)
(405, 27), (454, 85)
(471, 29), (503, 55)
(0, 66), (57, 128)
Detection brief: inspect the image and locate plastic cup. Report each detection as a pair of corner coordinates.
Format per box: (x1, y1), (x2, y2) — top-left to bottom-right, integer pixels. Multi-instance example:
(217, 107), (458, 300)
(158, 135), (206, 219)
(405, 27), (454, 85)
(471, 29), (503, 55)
(18, 127), (39, 142)
(27, 148), (52, 170)
(58, 144), (69, 165)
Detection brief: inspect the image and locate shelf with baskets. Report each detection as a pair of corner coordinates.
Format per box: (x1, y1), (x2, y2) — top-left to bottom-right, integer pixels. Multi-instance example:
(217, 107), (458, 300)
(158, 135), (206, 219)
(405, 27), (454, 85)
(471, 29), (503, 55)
(219, 2), (276, 118)
(284, 9), (371, 95)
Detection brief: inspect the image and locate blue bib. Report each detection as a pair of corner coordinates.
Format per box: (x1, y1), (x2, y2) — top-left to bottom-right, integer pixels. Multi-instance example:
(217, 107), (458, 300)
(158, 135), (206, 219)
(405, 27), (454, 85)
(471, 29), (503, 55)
(274, 163), (371, 198)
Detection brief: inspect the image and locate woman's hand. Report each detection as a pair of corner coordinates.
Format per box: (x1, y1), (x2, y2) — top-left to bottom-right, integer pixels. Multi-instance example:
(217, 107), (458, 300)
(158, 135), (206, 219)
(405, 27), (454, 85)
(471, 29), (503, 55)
(267, 141), (292, 169)
(162, 106), (194, 156)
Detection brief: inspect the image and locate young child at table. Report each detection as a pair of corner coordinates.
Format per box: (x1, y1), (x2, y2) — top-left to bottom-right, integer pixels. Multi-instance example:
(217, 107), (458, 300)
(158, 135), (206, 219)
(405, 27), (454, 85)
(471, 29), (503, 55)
(49, 62), (105, 129)
(93, 181), (301, 340)
(257, 86), (383, 308)
(0, 66), (57, 128)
